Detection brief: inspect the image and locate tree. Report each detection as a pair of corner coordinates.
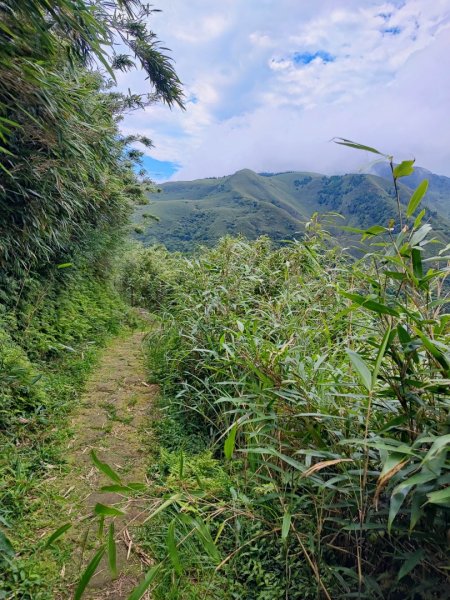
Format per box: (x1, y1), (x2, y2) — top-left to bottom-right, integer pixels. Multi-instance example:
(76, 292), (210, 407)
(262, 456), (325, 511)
(0, 0), (184, 275)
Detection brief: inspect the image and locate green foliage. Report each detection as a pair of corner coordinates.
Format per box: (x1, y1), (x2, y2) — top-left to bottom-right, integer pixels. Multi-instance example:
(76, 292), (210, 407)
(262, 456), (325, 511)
(152, 408), (209, 455)
(0, 274), (123, 428)
(0, 328), (46, 427)
(156, 448), (230, 495)
(0, 277), (128, 597)
(132, 168), (450, 252)
(0, 2), (183, 594)
(73, 547), (106, 600)
(117, 243), (183, 309)
(121, 156), (449, 598)
(0, 0), (184, 278)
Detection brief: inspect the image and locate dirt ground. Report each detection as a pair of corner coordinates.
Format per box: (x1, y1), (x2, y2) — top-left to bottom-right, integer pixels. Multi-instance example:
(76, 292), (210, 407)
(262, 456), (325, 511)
(55, 330), (158, 599)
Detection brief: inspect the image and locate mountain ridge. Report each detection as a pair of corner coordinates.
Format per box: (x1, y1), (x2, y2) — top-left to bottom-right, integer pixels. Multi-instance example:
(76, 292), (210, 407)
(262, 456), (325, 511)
(132, 168), (450, 252)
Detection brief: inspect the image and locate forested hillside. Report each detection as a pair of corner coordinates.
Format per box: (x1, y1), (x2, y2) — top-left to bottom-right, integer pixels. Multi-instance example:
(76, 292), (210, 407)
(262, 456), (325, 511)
(132, 168), (450, 251)
(372, 163), (450, 219)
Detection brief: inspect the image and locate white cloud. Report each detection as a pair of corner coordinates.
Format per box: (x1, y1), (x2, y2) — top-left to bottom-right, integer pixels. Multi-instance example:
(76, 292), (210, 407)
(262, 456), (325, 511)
(118, 0), (450, 179)
(249, 32), (274, 48)
(172, 13), (232, 43)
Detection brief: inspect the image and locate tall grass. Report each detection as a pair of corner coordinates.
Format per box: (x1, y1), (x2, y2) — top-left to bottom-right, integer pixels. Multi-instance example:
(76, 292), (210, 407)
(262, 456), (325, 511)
(0, 2), (183, 595)
(113, 155), (449, 598)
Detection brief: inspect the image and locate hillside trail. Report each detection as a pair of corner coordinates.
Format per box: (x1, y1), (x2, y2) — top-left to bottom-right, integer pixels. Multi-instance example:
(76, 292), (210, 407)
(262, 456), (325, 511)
(55, 327), (158, 599)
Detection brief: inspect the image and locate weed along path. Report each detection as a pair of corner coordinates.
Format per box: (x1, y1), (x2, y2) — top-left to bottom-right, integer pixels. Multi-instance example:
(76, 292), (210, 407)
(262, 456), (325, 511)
(55, 330), (158, 599)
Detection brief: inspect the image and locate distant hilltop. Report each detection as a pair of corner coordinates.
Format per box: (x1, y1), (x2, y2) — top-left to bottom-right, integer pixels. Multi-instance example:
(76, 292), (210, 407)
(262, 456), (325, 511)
(132, 167), (450, 252)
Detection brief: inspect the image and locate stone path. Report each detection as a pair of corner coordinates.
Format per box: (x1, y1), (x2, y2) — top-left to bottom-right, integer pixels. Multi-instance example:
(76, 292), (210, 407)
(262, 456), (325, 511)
(55, 330), (157, 599)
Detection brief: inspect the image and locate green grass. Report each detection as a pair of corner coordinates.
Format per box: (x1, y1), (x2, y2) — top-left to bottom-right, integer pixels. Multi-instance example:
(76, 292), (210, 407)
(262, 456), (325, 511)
(0, 277), (132, 599)
(124, 201), (449, 599)
(132, 169), (450, 252)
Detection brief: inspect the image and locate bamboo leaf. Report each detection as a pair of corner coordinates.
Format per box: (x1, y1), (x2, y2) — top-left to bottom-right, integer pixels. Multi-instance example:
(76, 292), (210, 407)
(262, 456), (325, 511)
(346, 350), (372, 391)
(179, 449), (184, 479)
(192, 516), (221, 563)
(74, 547), (105, 600)
(242, 447), (306, 473)
(302, 458), (353, 478)
(94, 503), (125, 517)
(374, 454), (408, 509)
(410, 224), (432, 247)
(371, 326), (391, 388)
(341, 291), (399, 316)
(98, 516), (105, 539)
(393, 160), (415, 179)
(414, 330), (449, 372)
(410, 491), (427, 531)
(127, 565), (161, 600)
(397, 549), (424, 581)
(108, 522), (117, 577)
(91, 450), (122, 484)
(333, 138), (386, 156)
(387, 472), (436, 533)
(362, 225), (387, 240)
(411, 248), (423, 279)
(43, 523), (72, 549)
(338, 225), (366, 234)
(166, 520), (182, 575)
(413, 208), (426, 229)
(214, 520), (226, 544)
(406, 180), (428, 217)
(142, 494), (182, 524)
(224, 423), (238, 460)
(126, 482), (147, 491)
(423, 434), (450, 461)
(426, 487), (450, 507)
(281, 512), (291, 541)
(388, 489), (409, 533)
(100, 484), (145, 494)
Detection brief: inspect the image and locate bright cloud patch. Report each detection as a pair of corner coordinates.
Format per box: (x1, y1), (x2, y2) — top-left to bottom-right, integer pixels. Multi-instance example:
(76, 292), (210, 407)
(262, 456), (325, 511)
(119, 0), (450, 179)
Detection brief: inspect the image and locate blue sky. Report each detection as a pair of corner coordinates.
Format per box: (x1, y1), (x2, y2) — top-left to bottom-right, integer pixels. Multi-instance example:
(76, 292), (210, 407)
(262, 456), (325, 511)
(139, 155), (180, 180)
(118, 0), (450, 182)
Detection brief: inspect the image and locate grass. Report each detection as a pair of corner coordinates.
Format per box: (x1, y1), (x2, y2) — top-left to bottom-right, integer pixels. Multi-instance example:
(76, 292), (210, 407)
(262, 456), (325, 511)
(1, 346), (106, 598)
(0, 280), (134, 599)
(132, 168), (450, 252)
(120, 179), (449, 599)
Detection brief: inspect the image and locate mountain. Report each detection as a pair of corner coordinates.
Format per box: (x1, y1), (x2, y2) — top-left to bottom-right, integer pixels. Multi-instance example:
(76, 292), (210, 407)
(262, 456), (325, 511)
(370, 163), (450, 219)
(132, 168), (450, 252)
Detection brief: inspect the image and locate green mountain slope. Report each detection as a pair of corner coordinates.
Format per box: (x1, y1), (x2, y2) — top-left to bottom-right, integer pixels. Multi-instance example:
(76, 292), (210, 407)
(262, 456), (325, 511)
(371, 163), (450, 219)
(132, 168), (450, 252)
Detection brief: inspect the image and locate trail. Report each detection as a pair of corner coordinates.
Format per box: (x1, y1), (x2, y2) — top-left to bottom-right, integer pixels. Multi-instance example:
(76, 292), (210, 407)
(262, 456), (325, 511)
(55, 329), (157, 599)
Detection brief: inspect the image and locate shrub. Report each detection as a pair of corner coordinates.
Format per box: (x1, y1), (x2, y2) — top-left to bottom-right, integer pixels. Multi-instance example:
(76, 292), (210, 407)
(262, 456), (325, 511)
(119, 157), (449, 598)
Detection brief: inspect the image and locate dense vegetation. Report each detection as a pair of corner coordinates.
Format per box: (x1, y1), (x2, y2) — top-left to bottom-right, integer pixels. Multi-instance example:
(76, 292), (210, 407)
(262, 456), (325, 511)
(0, 1), (182, 596)
(117, 159), (449, 598)
(132, 168), (450, 252)
(1, 2), (448, 599)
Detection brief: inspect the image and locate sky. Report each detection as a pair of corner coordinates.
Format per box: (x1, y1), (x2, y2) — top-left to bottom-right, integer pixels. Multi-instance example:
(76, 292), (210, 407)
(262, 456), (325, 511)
(118, 0), (450, 182)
